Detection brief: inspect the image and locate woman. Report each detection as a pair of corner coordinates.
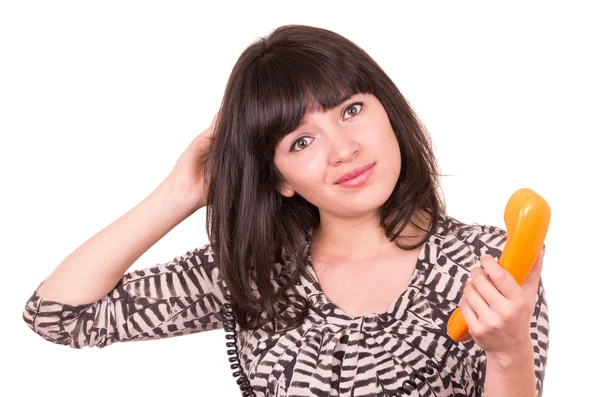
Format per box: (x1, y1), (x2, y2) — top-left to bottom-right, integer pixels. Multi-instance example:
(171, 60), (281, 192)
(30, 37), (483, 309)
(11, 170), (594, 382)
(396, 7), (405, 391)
(23, 25), (549, 396)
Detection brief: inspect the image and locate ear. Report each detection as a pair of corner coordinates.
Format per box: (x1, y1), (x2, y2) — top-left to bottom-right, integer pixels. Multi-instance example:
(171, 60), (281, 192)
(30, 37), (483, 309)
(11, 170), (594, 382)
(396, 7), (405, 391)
(277, 181), (295, 198)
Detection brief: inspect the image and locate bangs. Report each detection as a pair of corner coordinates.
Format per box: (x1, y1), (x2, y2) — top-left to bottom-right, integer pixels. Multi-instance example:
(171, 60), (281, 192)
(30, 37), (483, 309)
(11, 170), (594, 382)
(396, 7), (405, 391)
(241, 49), (377, 150)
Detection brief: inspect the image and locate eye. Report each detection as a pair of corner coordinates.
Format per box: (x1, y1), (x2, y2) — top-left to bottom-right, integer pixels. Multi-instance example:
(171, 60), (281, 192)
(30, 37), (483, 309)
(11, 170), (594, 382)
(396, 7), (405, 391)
(290, 136), (314, 152)
(342, 102), (363, 120)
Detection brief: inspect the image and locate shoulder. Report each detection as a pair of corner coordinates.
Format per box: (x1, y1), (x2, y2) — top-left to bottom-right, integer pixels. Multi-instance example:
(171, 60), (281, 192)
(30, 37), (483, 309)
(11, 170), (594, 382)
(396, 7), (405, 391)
(438, 213), (507, 264)
(162, 243), (217, 270)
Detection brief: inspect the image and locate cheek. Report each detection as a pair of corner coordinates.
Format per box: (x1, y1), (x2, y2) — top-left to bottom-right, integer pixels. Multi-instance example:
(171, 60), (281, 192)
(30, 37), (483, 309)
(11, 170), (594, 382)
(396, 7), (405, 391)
(280, 157), (324, 189)
(379, 134), (401, 179)
(294, 162), (324, 189)
(371, 128), (400, 161)
(287, 163), (332, 205)
(386, 130), (401, 159)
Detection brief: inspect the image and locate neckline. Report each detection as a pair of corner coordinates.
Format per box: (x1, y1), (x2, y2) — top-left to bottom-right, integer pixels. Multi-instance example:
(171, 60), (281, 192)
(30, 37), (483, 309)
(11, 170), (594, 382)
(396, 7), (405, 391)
(303, 223), (438, 323)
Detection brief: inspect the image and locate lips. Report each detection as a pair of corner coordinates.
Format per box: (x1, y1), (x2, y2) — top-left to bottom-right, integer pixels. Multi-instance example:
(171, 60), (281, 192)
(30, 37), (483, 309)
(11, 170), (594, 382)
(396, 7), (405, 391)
(334, 163), (376, 184)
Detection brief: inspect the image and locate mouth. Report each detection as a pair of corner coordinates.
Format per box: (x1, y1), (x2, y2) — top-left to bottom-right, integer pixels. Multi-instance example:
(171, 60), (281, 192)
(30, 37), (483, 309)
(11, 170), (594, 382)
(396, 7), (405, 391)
(334, 162), (376, 185)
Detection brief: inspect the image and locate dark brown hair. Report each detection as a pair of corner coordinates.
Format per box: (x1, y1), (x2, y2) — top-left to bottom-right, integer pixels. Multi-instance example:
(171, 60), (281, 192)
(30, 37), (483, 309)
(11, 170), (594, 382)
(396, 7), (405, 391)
(206, 25), (445, 332)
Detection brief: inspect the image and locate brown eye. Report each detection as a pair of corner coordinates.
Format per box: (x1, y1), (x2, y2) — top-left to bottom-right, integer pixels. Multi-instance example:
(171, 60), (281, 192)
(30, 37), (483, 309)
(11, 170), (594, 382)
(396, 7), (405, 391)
(343, 102), (363, 120)
(290, 136), (314, 152)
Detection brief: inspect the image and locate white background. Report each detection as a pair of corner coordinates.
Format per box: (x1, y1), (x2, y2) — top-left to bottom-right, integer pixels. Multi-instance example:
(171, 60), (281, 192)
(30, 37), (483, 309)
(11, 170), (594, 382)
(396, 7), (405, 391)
(1, 1), (598, 396)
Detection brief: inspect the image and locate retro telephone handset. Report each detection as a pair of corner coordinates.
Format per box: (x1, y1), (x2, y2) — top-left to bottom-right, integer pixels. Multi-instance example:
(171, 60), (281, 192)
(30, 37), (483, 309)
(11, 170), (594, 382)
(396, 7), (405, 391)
(447, 188), (551, 342)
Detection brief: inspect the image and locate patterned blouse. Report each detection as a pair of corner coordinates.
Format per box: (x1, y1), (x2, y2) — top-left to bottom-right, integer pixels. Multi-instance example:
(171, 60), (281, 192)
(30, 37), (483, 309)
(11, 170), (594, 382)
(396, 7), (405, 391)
(22, 214), (549, 396)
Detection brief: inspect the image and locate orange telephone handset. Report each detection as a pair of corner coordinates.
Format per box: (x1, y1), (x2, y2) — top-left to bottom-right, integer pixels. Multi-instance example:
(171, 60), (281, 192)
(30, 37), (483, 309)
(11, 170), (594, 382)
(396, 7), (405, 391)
(446, 188), (551, 342)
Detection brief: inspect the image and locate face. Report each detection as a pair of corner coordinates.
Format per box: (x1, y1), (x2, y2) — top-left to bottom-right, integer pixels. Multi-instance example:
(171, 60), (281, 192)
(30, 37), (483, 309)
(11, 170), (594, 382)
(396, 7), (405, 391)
(273, 92), (401, 219)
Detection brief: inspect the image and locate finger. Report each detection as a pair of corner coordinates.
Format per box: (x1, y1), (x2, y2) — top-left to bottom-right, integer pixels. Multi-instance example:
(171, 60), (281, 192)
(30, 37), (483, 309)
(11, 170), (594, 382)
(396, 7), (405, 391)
(201, 112), (220, 139)
(479, 254), (522, 300)
(209, 111), (220, 131)
(462, 280), (492, 319)
(470, 266), (507, 310)
(459, 298), (480, 334)
(523, 244), (545, 295)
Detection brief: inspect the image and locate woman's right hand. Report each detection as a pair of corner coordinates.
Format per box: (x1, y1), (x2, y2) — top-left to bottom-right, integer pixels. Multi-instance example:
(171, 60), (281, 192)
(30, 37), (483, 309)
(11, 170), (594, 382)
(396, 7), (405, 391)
(163, 112), (219, 211)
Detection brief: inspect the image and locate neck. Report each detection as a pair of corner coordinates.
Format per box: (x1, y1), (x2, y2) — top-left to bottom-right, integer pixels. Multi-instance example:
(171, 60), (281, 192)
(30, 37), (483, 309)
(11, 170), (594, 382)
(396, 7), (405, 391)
(312, 209), (430, 263)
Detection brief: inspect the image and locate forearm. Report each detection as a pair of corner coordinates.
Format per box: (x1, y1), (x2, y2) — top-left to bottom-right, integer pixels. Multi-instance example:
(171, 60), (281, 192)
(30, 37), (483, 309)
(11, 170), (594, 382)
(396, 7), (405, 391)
(35, 181), (197, 305)
(483, 342), (536, 397)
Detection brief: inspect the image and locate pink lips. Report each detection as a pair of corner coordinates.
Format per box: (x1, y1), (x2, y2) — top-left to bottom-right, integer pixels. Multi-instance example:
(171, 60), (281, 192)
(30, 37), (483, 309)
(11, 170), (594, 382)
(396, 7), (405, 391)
(334, 163), (375, 186)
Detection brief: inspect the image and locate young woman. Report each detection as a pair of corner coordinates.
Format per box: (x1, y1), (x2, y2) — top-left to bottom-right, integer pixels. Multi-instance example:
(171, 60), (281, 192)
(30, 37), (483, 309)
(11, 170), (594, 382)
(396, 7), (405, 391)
(23, 25), (549, 397)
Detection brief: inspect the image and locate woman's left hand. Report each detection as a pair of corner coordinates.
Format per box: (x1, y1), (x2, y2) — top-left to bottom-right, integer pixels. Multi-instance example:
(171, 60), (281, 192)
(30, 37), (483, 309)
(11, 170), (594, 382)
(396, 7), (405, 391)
(459, 245), (546, 360)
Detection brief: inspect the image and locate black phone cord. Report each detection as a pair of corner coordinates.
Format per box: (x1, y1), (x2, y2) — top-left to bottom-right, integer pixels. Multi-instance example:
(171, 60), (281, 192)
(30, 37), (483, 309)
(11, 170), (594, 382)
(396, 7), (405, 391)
(221, 294), (256, 396)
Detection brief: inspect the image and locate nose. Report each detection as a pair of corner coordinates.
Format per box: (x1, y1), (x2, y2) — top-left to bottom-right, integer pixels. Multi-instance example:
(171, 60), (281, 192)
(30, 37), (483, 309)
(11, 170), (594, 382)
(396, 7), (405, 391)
(328, 128), (360, 165)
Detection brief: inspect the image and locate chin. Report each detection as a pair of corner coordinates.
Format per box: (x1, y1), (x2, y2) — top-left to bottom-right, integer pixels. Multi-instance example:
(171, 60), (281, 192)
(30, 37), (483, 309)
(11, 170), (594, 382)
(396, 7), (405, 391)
(337, 186), (394, 215)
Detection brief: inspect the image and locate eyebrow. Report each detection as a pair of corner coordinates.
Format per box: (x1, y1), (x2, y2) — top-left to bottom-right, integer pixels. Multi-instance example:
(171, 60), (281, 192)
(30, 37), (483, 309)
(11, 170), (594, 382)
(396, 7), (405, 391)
(295, 93), (357, 130)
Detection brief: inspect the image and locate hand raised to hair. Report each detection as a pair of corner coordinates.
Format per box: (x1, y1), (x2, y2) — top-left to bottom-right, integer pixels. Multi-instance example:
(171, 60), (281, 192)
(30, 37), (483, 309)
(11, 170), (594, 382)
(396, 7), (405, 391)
(163, 112), (220, 210)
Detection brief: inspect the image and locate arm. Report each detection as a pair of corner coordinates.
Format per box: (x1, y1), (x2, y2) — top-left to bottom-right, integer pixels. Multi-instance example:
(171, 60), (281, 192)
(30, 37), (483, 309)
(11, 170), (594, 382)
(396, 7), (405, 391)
(21, 179), (227, 348)
(33, 181), (199, 306)
(23, 244), (227, 348)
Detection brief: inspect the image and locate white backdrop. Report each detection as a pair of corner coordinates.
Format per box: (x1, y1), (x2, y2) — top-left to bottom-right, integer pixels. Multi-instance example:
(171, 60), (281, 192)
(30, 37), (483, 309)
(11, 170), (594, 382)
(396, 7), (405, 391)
(1, 1), (598, 396)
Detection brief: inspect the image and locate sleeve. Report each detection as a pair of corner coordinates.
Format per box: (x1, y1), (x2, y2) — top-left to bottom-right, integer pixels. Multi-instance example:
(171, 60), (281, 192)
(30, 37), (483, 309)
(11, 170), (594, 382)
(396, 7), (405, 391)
(471, 224), (550, 397)
(528, 278), (550, 396)
(22, 244), (229, 349)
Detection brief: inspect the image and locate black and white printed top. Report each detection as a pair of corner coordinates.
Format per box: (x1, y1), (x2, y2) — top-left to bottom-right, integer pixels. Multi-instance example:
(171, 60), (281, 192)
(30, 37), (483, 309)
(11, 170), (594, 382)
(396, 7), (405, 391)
(23, 214), (549, 396)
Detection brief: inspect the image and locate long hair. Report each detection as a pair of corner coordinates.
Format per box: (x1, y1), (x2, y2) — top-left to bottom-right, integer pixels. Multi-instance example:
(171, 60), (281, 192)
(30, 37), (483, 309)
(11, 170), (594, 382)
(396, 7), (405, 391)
(205, 25), (445, 332)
